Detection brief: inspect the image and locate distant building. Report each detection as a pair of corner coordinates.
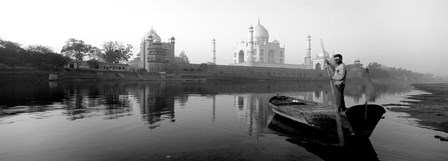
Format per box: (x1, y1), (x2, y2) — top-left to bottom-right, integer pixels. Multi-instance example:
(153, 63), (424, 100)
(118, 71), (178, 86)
(138, 28), (193, 72)
(230, 19), (309, 69)
(352, 59), (363, 68)
(174, 50), (190, 64)
(312, 52), (329, 70)
(133, 24), (363, 79)
(65, 60), (129, 71)
(96, 62), (129, 71)
(346, 59), (364, 78)
(232, 20), (285, 64)
(65, 60), (89, 69)
(139, 28), (175, 72)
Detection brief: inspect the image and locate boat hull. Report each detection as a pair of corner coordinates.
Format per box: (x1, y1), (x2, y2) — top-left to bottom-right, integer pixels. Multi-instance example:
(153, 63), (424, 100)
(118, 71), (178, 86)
(268, 95), (386, 138)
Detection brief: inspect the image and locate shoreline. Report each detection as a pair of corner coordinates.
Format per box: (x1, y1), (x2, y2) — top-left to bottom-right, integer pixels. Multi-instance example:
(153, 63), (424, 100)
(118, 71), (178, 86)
(0, 68), (348, 82)
(389, 83), (448, 133)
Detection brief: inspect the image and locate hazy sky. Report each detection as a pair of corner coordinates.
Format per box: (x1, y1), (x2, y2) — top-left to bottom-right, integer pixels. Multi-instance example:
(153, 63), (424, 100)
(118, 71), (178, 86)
(1, 0), (447, 75)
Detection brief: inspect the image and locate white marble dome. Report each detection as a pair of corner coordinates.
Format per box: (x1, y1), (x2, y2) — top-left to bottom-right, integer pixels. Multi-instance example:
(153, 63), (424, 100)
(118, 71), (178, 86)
(253, 22), (269, 42)
(145, 28), (161, 43)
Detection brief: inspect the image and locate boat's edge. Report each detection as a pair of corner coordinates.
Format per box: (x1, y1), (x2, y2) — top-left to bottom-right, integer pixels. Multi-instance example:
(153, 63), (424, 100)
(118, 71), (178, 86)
(271, 106), (309, 125)
(269, 95), (386, 138)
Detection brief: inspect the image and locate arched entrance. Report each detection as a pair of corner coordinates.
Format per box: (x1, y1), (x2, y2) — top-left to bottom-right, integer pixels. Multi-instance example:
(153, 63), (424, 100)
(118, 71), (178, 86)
(315, 63), (322, 70)
(268, 49), (275, 63)
(238, 50), (245, 63)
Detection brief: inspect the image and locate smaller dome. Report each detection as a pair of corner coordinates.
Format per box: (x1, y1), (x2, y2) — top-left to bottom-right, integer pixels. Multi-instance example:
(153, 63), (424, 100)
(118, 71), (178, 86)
(272, 40), (279, 44)
(317, 53), (325, 58)
(145, 28), (161, 43)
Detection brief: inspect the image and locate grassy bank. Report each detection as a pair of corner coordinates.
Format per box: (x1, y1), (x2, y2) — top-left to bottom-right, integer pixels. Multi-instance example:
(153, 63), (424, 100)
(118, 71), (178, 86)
(390, 83), (448, 132)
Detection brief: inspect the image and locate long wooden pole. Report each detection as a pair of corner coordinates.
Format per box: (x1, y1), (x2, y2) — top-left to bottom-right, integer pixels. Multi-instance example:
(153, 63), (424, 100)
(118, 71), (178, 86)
(364, 68), (373, 120)
(325, 63), (336, 103)
(326, 60), (345, 145)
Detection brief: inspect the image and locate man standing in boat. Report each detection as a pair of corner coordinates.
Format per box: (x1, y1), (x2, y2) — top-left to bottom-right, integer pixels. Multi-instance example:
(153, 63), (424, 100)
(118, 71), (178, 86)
(325, 54), (347, 112)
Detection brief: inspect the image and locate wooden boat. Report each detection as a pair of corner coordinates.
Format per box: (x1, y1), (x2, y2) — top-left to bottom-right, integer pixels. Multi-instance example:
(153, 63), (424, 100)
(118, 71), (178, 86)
(268, 95), (386, 139)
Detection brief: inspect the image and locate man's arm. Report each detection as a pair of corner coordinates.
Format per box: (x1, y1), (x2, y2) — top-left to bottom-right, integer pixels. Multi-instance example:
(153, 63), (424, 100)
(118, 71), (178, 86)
(325, 59), (335, 71)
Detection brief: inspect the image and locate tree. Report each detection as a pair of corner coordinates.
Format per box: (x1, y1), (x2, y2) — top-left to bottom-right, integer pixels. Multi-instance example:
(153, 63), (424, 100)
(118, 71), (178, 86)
(89, 46), (103, 61)
(25, 45), (54, 54)
(0, 38), (23, 52)
(61, 38), (95, 62)
(0, 38), (70, 69)
(100, 41), (133, 63)
(367, 62), (390, 78)
(29, 52), (71, 69)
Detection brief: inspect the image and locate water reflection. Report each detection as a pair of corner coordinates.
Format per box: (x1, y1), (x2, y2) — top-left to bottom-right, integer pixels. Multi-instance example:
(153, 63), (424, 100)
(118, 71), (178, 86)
(0, 80), (412, 123)
(0, 80), (418, 160)
(0, 81), (133, 121)
(130, 82), (176, 129)
(61, 82), (132, 120)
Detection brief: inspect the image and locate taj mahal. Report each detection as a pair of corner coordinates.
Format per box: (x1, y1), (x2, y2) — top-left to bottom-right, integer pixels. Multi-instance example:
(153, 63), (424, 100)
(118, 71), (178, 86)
(231, 20), (286, 65)
(137, 20), (363, 74)
(229, 19), (334, 70)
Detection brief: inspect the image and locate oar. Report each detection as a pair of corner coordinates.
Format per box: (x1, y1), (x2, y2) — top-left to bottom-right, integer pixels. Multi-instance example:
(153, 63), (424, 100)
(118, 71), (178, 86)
(364, 68), (373, 120)
(326, 59), (345, 145)
(325, 61), (336, 103)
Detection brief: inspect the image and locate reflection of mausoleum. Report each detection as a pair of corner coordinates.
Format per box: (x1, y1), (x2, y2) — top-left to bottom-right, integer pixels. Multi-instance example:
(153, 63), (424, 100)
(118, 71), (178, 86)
(233, 94), (273, 135)
(131, 82), (175, 129)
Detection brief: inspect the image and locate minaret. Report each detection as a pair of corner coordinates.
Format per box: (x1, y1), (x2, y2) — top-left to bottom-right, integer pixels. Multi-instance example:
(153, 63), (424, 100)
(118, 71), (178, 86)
(141, 37), (146, 70)
(305, 34), (312, 66)
(249, 25), (254, 63)
(212, 38), (216, 64)
(170, 36), (175, 63)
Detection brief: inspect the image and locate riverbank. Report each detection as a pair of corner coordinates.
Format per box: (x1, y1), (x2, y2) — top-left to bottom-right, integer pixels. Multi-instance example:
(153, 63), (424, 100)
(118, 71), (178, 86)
(0, 69), (208, 82)
(389, 83), (448, 133)
(0, 68), (333, 82)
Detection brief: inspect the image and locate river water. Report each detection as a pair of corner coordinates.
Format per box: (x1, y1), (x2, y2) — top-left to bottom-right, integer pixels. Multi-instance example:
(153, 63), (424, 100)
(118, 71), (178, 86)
(0, 80), (447, 161)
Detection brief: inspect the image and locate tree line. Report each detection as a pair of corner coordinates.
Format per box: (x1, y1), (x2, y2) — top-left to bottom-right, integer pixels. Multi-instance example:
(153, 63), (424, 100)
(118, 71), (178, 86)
(0, 38), (133, 70)
(61, 38), (133, 64)
(366, 62), (440, 83)
(0, 39), (70, 70)
(1, 37), (440, 82)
